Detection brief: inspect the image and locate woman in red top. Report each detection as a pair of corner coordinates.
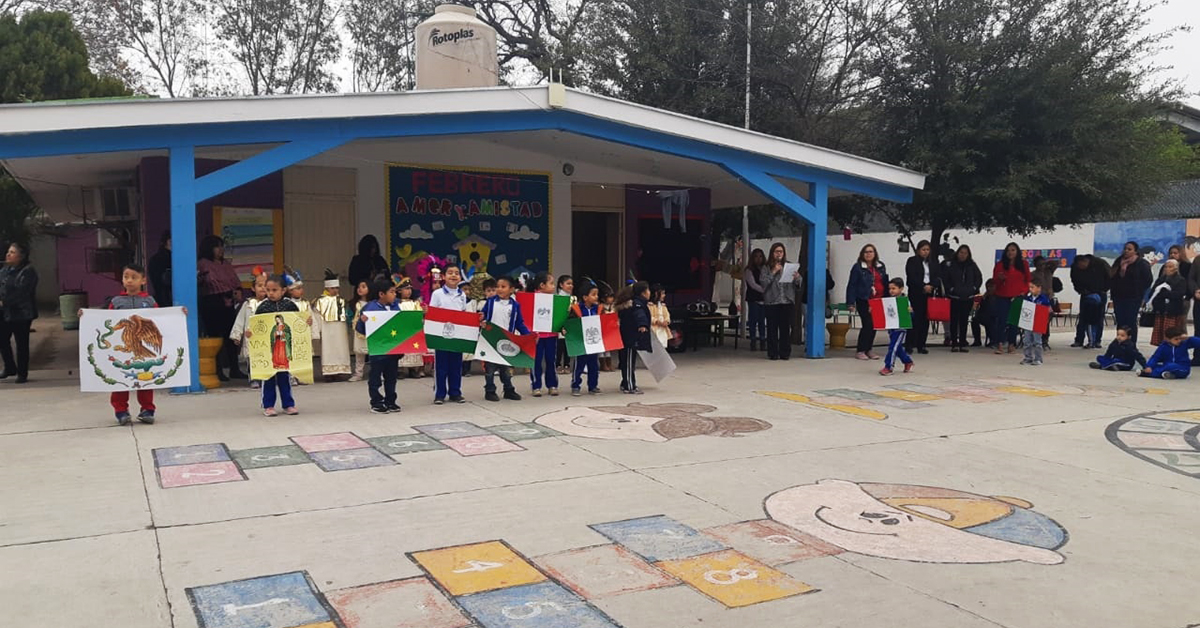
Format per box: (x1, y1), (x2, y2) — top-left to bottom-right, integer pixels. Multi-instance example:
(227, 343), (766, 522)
(991, 242), (1031, 354)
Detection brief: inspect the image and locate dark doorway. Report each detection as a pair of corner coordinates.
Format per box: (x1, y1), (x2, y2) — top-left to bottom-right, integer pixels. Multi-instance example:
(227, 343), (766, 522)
(572, 211), (622, 288)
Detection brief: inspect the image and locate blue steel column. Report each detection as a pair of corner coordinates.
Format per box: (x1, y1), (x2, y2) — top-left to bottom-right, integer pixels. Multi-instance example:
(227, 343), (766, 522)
(169, 145), (203, 392)
(804, 182), (828, 358)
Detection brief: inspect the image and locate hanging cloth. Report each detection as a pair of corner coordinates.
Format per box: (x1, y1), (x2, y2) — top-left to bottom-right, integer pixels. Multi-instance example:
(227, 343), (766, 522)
(657, 190), (691, 233)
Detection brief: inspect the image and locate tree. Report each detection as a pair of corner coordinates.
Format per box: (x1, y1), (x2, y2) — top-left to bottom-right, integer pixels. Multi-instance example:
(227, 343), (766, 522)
(104, 0), (209, 97)
(213, 0), (341, 95)
(859, 0), (1192, 259)
(344, 0), (434, 92)
(38, 0), (144, 90)
(0, 10), (130, 246)
(473, 0), (598, 85)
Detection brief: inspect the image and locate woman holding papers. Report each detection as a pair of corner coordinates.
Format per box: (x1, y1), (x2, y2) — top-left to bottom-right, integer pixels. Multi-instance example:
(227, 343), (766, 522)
(760, 242), (802, 361)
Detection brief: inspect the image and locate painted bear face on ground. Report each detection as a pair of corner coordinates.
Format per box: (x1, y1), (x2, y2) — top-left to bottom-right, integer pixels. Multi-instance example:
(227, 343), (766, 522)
(534, 403), (771, 443)
(764, 479), (1066, 565)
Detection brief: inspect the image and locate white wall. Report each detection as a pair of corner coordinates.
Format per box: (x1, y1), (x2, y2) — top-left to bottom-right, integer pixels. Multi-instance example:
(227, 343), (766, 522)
(826, 224), (1097, 307)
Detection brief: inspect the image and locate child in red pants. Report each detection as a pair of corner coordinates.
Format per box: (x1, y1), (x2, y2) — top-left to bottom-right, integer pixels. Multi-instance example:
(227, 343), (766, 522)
(106, 264), (161, 425)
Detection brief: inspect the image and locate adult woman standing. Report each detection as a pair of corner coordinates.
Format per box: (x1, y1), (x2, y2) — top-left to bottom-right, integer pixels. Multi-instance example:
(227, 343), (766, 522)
(759, 242), (801, 360)
(147, 231), (172, 306)
(348, 235), (391, 287)
(1159, 245), (1192, 280)
(945, 245), (983, 353)
(847, 243), (887, 360)
(742, 248), (766, 351)
(0, 243), (38, 383)
(904, 240), (939, 354)
(991, 243), (1031, 354)
(1110, 241), (1153, 343)
(1149, 259), (1187, 346)
(197, 235), (246, 381)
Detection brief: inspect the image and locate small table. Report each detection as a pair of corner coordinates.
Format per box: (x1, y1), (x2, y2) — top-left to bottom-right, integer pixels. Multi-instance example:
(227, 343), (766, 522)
(682, 315), (740, 351)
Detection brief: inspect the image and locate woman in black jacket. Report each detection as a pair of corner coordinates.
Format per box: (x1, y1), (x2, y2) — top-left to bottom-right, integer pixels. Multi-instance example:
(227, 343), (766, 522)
(1149, 259), (1187, 346)
(1110, 241), (1154, 343)
(0, 242), (38, 383)
(348, 235), (391, 287)
(904, 240), (939, 354)
(846, 244), (887, 360)
(944, 245), (983, 353)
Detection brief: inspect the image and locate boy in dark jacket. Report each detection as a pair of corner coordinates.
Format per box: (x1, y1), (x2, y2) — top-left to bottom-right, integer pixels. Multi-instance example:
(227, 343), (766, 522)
(355, 278), (401, 413)
(1089, 326), (1146, 371)
(617, 281), (651, 394)
(105, 264), (161, 425)
(479, 276), (529, 402)
(1139, 327), (1200, 380)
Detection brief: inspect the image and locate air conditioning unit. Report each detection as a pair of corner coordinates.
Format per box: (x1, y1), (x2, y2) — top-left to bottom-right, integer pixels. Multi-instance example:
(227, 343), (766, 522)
(83, 187), (138, 221)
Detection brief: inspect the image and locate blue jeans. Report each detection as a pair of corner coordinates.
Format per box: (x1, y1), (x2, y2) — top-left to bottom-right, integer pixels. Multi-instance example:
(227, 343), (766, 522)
(1022, 330), (1043, 363)
(434, 350), (463, 400)
(993, 297), (1018, 346)
(1113, 299), (1141, 343)
(261, 372), (294, 409)
(572, 354), (600, 391)
(531, 337), (558, 390)
(368, 355), (399, 407)
(747, 301), (766, 341)
(1076, 294), (1107, 346)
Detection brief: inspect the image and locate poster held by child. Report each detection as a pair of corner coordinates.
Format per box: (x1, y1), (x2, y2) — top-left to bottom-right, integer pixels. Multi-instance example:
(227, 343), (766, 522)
(246, 275), (314, 416)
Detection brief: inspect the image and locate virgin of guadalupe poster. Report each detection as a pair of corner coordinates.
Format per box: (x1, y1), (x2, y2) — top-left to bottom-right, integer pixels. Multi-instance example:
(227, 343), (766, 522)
(79, 307), (191, 392)
(247, 312), (314, 383)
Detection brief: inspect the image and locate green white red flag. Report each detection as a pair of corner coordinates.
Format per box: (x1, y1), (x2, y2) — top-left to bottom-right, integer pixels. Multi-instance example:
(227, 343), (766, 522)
(1008, 299), (1051, 334)
(565, 313), (623, 356)
(424, 307), (480, 353)
(365, 310), (426, 356)
(870, 296), (912, 330)
(474, 323), (536, 368)
(516, 292), (570, 333)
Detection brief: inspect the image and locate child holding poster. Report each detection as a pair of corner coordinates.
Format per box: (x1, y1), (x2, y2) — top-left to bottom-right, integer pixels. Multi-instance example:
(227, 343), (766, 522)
(248, 276), (311, 416)
(1019, 279), (1053, 366)
(528, 272), (561, 396)
(879, 278), (914, 376)
(570, 281), (603, 396)
(479, 276), (529, 402)
(104, 263), (160, 425)
(429, 265), (469, 404)
(356, 277), (401, 413)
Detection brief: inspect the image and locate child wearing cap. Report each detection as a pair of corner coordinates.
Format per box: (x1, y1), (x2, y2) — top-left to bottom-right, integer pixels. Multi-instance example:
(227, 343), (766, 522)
(313, 268), (350, 381)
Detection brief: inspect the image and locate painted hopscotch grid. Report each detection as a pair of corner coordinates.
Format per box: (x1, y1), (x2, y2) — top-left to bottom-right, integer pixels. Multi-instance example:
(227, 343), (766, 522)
(186, 515), (843, 627)
(151, 422), (559, 489)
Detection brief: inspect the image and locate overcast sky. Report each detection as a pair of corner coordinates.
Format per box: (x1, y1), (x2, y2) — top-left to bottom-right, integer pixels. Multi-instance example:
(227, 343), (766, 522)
(1148, 0), (1200, 107)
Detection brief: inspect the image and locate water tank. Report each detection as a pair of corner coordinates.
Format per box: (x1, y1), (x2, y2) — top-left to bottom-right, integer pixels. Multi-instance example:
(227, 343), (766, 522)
(415, 4), (499, 90)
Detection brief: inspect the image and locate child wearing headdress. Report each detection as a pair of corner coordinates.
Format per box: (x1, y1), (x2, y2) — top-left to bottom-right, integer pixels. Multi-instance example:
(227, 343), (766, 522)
(314, 268), (351, 381)
(395, 277), (426, 378)
(283, 266), (319, 385)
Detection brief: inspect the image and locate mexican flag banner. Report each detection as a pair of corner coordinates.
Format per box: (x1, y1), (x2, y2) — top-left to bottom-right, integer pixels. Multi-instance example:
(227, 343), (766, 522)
(516, 292), (570, 333)
(869, 296), (912, 330)
(365, 310), (426, 356)
(424, 307), (480, 353)
(565, 313), (623, 357)
(474, 323), (536, 368)
(1008, 299), (1051, 334)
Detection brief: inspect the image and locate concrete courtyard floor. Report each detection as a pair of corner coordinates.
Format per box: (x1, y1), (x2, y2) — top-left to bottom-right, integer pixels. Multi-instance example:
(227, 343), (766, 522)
(3, 327), (1200, 628)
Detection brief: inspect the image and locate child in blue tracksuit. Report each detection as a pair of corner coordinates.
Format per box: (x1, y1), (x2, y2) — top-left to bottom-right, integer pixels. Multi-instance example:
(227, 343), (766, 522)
(1139, 326), (1200, 379)
(480, 276), (529, 402)
(1089, 326), (1146, 372)
(1020, 279), (1053, 366)
(617, 281), (652, 394)
(355, 278), (401, 413)
(570, 281), (603, 396)
(529, 271), (561, 396)
(880, 278), (914, 375)
(430, 266), (469, 404)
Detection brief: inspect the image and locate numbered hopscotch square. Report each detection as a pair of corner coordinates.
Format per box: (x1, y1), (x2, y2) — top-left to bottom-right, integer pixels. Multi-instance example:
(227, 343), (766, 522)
(410, 540), (547, 596)
(154, 443), (230, 467)
(456, 581), (619, 628)
(703, 520), (841, 566)
(414, 422), (491, 441)
(589, 515), (726, 562)
(290, 432), (370, 453)
(230, 445), (312, 470)
(535, 544), (678, 599)
(365, 434), (448, 455)
(485, 423), (562, 442)
(325, 577), (471, 628)
(656, 549), (816, 608)
(308, 448), (397, 472)
(186, 571), (333, 628)
(158, 461), (245, 489)
(442, 435), (525, 457)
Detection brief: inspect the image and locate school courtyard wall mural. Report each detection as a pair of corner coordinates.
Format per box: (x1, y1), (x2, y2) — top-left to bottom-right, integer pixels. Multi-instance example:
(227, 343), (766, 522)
(386, 163), (552, 280)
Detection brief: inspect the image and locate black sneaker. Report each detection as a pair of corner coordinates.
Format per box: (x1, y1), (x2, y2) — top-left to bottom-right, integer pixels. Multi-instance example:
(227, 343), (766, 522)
(386, 403), (402, 413)
(588, 388), (601, 395)
(1070, 342), (1084, 348)
(137, 409), (155, 424)
(450, 395), (466, 404)
(571, 389), (582, 397)
(503, 390), (522, 401)
(1088, 361), (1101, 369)
(370, 405), (389, 414)
(433, 398), (445, 405)
(115, 411), (132, 426)
(485, 392), (500, 402)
